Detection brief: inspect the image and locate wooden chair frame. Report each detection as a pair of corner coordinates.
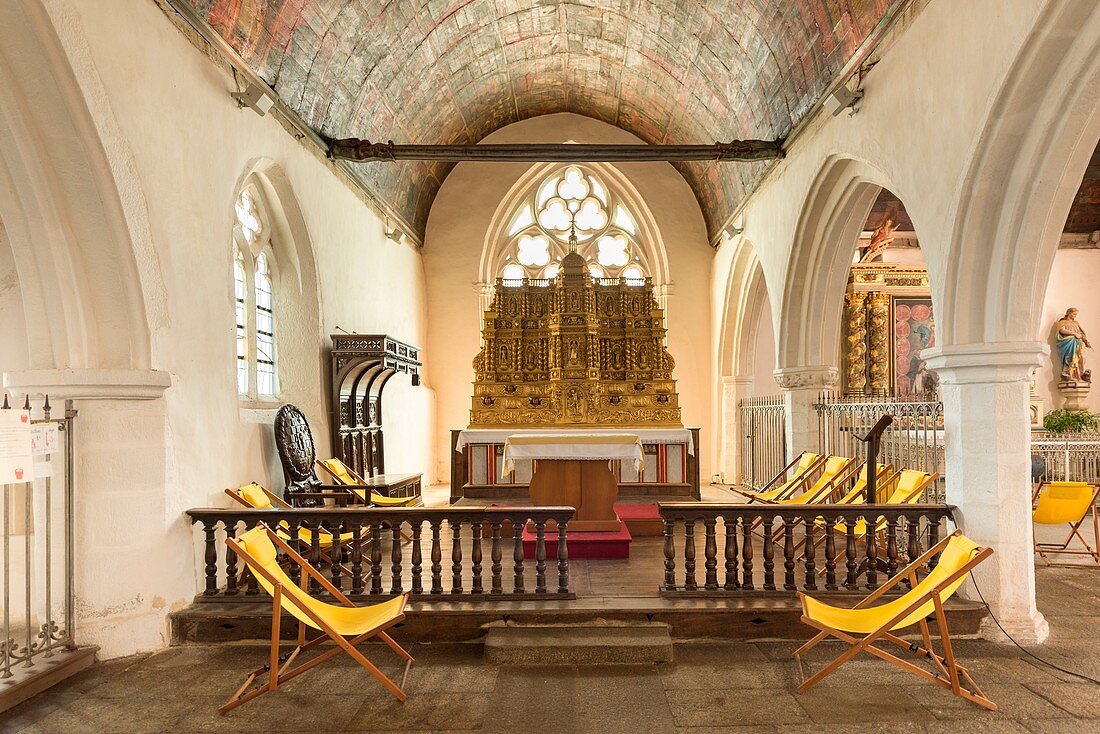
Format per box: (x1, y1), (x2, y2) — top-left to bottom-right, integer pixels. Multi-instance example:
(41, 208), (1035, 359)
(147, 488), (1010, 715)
(223, 484), (369, 573)
(219, 525), (414, 715)
(1033, 482), (1100, 567)
(314, 460), (416, 543)
(730, 452), (827, 503)
(795, 530), (996, 711)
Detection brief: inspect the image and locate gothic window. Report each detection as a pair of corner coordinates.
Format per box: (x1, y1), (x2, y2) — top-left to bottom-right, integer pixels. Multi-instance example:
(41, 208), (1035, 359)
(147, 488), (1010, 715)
(232, 187), (278, 400)
(500, 166), (650, 284)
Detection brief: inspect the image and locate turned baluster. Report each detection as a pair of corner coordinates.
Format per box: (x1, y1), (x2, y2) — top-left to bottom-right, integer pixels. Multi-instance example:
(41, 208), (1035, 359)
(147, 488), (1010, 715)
(410, 521), (423, 595)
(513, 521), (525, 593)
(928, 515), (942, 565)
(534, 520), (547, 593)
(783, 517), (796, 591)
(683, 519), (697, 591)
(762, 517), (775, 591)
(662, 519), (676, 591)
(803, 517), (817, 590)
(310, 522), (324, 594)
(351, 524), (364, 595)
(451, 521), (463, 594)
(741, 516), (754, 590)
(390, 523), (403, 595)
(224, 524), (238, 596)
(865, 517), (879, 590)
(885, 516), (899, 579)
(557, 522), (569, 594)
(907, 515), (921, 567)
(703, 518), (718, 590)
(845, 521), (859, 590)
(330, 521), (344, 591)
(245, 520), (259, 595)
(490, 521), (503, 594)
(471, 521), (484, 594)
(724, 516), (739, 591)
(824, 526), (837, 591)
(202, 521), (218, 596)
(370, 522), (384, 594)
(430, 520), (443, 594)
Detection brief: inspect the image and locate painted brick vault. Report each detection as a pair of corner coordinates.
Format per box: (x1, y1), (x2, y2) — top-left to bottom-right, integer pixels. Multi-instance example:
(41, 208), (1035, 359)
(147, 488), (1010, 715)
(183, 0), (897, 238)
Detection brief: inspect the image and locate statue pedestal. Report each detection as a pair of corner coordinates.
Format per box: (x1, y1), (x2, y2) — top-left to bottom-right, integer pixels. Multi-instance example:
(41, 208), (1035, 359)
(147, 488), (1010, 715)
(1057, 380), (1091, 411)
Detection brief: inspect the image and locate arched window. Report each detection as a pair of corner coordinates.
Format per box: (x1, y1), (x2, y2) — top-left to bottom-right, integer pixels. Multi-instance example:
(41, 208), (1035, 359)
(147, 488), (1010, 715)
(499, 166), (650, 284)
(232, 188), (278, 399)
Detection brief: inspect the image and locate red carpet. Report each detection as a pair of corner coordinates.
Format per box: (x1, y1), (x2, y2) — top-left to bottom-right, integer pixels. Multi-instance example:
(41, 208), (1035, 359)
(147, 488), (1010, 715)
(522, 521), (633, 559)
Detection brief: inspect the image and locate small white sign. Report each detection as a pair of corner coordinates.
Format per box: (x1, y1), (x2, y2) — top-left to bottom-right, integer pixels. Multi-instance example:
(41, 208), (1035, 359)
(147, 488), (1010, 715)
(0, 410), (34, 484)
(31, 424), (59, 456)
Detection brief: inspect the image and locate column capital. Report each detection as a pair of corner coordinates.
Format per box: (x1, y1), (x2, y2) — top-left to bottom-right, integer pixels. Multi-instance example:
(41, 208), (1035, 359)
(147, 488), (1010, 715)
(721, 375), (755, 387)
(773, 365), (838, 390)
(3, 369), (172, 400)
(923, 342), (1047, 384)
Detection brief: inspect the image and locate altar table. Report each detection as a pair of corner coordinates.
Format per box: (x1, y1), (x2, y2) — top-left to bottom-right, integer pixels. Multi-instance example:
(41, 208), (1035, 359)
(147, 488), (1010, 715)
(503, 434), (642, 532)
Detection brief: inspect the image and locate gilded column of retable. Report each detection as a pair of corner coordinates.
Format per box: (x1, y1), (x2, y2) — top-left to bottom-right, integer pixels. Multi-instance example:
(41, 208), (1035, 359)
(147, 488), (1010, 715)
(867, 292), (892, 394)
(843, 291), (869, 395)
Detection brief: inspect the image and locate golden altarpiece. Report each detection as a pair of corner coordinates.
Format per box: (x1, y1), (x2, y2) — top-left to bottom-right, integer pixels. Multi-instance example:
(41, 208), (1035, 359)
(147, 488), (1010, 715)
(452, 248), (699, 502)
(469, 250), (681, 427)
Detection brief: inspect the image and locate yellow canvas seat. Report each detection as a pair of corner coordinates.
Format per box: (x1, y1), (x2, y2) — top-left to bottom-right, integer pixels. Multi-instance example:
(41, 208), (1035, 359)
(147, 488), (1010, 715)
(795, 531), (995, 711)
(219, 525), (413, 714)
(317, 458), (418, 507)
(833, 469), (935, 537)
(762, 456), (854, 506)
(1033, 481), (1100, 567)
(731, 452), (823, 503)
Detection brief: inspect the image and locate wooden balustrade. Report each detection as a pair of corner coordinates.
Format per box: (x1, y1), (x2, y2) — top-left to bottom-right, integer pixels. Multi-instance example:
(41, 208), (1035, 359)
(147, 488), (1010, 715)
(186, 506), (575, 601)
(657, 503), (953, 595)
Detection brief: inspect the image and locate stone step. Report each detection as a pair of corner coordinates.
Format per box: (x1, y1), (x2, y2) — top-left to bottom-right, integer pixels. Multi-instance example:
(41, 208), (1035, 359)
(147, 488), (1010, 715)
(483, 620), (673, 665)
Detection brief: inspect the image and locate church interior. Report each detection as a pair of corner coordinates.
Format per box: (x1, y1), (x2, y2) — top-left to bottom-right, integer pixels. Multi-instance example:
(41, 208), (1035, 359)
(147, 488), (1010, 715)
(2, 0), (1100, 730)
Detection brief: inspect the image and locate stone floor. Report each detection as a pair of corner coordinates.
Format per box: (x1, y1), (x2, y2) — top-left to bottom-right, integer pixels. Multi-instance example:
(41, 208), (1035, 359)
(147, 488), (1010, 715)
(4, 562), (1098, 733)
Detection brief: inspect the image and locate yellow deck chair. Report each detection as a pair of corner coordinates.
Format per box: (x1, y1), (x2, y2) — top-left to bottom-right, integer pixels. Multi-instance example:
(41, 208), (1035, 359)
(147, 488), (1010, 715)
(833, 469), (936, 538)
(795, 531), (995, 711)
(760, 456), (854, 506)
(1033, 481), (1100, 567)
(219, 524), (414, 714)
(730, 452), (824, 503)
(225, 483), (359, 553)
(316, 458), (418, 508)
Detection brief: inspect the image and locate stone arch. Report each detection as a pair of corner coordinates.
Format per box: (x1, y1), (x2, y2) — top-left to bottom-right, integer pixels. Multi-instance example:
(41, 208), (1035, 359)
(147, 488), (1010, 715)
(940, 0), (1100, 347)
(717, 239), (771, 380)
(478, 161), (673, 289)
(777, 155), (926, 372)
(0, 0), (159, 381)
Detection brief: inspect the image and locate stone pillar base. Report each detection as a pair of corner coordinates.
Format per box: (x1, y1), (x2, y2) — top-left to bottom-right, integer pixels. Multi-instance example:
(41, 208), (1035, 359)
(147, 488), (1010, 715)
(1057, 380), (1091, 411)
(979, 609), (1050, 646)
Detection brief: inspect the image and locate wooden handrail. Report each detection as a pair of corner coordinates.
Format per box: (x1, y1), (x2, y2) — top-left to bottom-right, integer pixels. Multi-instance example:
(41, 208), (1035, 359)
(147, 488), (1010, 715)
(187, 506), (575, 601)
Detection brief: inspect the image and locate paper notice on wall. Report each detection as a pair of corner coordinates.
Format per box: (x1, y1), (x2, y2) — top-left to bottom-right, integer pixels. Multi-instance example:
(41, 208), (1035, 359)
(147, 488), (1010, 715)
(31, 423), (59, 456)
(0, 410), (34, 485)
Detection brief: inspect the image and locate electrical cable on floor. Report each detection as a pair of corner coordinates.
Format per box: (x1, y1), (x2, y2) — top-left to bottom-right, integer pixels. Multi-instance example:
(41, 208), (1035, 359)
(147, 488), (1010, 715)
(968, 570), (1100, 686)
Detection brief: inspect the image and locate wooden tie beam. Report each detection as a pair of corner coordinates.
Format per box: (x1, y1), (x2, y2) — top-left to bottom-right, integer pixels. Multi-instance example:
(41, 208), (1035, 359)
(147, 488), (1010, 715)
(326, 138), (785, 163)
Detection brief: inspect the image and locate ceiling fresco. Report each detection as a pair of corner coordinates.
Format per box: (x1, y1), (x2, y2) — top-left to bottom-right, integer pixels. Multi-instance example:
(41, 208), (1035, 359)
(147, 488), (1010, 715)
(181, 0), (900, 238)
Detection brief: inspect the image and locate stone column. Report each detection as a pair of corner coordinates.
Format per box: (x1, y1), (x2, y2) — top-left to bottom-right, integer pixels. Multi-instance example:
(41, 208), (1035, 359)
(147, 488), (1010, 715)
(719, 375), (754, 483)
(774, 366), (838, 458)
(922, 342), (1049, 644)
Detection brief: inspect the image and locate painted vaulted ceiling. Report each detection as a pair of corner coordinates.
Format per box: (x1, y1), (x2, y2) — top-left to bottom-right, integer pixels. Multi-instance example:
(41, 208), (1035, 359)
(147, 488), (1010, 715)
(181, 0), (901, 239)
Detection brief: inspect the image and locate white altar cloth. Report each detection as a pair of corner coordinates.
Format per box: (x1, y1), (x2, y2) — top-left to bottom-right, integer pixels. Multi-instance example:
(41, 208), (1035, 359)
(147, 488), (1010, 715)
(457, 427), (694, 455)
(501, 433), (643, 475)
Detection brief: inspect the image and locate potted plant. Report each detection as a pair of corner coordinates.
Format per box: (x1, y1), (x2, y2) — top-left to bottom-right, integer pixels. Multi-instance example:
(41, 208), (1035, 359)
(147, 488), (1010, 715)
(1042, 408), (1100, 434)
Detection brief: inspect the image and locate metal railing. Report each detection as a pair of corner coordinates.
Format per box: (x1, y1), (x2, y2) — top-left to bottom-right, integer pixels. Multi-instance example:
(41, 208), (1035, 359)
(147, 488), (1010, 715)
(1, 396), (79, 688)
(186, 506), (576, 601)
(1031, 434), (1100, 483)
(815, 392), (944, 502)
(738, 395), (786, 489)
(658, 502), (953, 595)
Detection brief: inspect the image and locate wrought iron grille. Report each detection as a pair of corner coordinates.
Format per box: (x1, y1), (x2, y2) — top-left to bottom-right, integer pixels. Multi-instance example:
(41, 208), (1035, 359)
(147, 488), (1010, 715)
(815, 392), (945, 502)
(737, 395), (786, 489)
(1, 395), (79, 694)
(1031, 435), (1100, 484)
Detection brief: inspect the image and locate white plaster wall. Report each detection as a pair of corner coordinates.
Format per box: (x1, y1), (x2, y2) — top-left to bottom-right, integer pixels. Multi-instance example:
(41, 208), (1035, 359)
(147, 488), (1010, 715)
(26, 0), (432, 656)
(423, 113), (714, 481)
(1036, 248), (1100, 413)
(751, 290), (779, 397)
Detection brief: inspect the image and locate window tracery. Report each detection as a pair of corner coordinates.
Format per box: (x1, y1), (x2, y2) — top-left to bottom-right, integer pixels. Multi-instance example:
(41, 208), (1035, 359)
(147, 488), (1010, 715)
(500, 166), (649, 284)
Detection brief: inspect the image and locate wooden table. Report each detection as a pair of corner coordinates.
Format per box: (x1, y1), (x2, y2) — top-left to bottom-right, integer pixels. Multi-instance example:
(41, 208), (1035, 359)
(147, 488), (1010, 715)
(502, 434), (643, 532)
